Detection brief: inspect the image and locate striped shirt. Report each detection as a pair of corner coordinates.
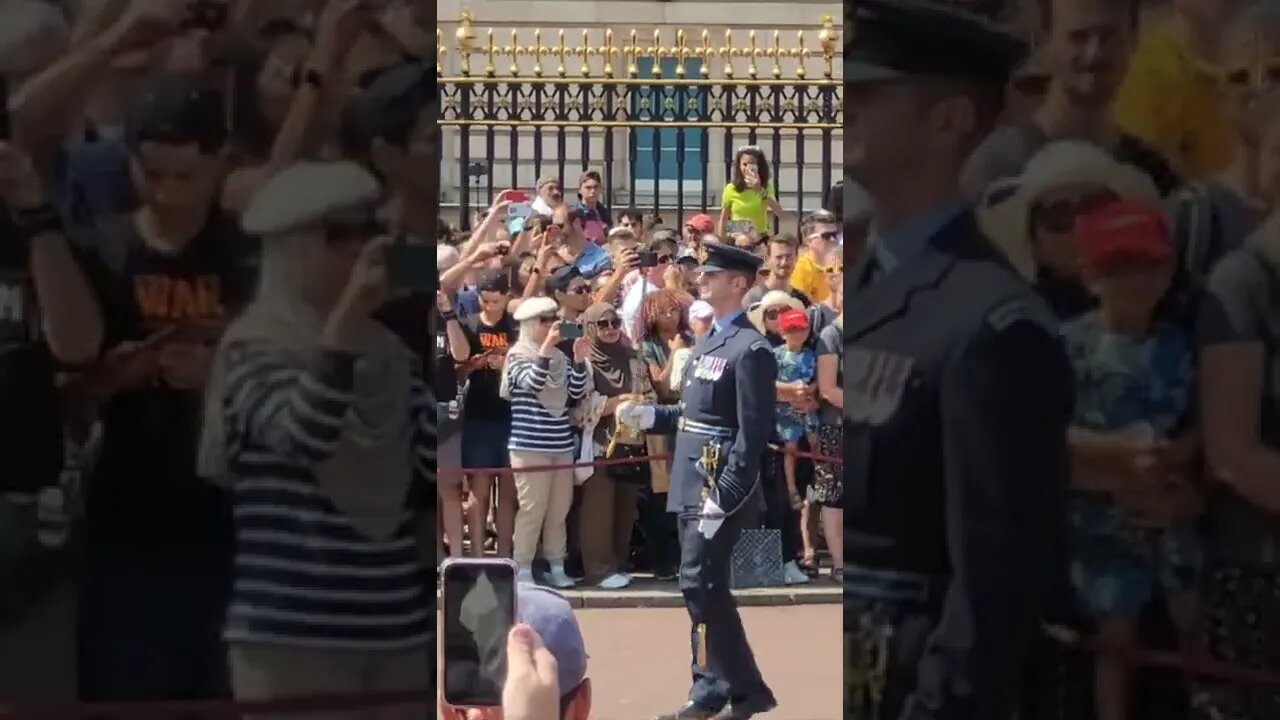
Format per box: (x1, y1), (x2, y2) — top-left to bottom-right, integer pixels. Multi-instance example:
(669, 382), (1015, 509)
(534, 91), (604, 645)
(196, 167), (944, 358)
(219, 340), (436, 650)
(506, 354), (588, 454)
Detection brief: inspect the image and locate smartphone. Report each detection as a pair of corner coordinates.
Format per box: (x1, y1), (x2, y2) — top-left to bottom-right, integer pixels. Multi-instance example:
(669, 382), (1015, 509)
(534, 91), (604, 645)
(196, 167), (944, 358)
(507, 202), (533, 221)
(544, 225), (561, 243)
(0, 76), (10, 142)
(560, 322), (583, 339)
(386, 242), (436, 293)
(441, 558), (518, 708)
(504, 190), (530, 203)
(637, 250), (659, 268)
(725, 220), (754, 236)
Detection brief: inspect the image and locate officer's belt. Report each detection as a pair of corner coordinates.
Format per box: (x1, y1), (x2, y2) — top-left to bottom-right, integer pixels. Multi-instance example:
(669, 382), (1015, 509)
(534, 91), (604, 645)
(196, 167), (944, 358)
(846, 565), (948, 604)
(678, 418), (735, 439)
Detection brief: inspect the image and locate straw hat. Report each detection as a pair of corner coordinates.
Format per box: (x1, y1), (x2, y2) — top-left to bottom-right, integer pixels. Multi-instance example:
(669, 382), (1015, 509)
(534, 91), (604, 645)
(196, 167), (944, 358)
(977, 140), (1160, 280)
(747, 290), (805, 333)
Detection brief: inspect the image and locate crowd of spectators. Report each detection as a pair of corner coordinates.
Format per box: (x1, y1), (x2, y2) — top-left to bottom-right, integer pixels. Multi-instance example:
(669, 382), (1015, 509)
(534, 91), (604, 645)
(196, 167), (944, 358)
(435, 156), (846, 592)
(847, 0), (1280, 718)
(0, 1), (441, 717)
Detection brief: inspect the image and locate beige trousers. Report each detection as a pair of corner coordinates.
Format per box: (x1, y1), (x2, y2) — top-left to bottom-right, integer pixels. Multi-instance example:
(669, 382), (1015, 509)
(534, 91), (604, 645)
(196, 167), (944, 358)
(228, 642), (431, 720)
(509, 450), (576, 567)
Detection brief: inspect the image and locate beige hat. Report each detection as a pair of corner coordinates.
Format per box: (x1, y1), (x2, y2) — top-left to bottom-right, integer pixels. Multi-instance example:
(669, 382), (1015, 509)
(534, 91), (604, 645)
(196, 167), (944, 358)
(977, 140), (1159, 280)
(512, 295), (559, 322)
(748, 290), (805, 333)
(242, 161), (381, 237)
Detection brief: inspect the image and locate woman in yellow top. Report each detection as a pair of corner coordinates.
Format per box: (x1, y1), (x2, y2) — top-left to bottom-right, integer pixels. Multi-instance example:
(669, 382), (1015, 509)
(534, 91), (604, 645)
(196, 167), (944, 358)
(718, 146), (786, 237)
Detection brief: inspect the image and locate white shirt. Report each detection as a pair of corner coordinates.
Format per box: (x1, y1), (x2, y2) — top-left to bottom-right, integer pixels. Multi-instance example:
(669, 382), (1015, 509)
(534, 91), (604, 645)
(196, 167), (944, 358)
(620, 275), (662, 346)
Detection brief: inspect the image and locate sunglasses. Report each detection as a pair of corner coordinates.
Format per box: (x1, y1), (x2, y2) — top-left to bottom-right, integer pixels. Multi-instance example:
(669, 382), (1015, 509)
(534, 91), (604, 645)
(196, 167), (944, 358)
(537, 314), (559, 323)
(565, 285), (592, 295)
(810, 230), (839, 241)
(763, 307), (786, 320)
(595, 318), (622, 329)
(1031, 190), (1119, 235)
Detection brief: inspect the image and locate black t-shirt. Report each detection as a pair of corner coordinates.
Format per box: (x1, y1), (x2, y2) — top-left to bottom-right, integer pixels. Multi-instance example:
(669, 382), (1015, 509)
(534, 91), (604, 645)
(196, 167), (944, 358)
(80, 211), (256, 554)
(0, 218), (63, 494)
(463, 313), (517, 422)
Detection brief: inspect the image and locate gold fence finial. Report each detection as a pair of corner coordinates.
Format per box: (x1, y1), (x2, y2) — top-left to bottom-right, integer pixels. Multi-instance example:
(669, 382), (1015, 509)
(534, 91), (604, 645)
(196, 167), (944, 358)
(770, 31), (783, 79)
(440, 16), (841, 83)
(556, 29), (568, 77)
(626, 29), (640, 77)
(723, 28), (734, 78)
(456, 10), (477, 51)
(675, 29), (687, 78)
(532, 28), (545, 76)
(603, 29), (617, 78)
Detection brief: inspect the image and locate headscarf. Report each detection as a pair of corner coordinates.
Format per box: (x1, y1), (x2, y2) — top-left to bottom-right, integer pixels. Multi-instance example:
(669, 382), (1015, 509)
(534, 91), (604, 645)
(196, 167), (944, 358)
(583, 302), (634, 397)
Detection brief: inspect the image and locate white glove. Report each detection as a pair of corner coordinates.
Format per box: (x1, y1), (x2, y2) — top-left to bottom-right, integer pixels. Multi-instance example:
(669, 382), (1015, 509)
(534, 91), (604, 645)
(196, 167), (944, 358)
(697, 498), (724, 540)
(616, 400), (655, 430)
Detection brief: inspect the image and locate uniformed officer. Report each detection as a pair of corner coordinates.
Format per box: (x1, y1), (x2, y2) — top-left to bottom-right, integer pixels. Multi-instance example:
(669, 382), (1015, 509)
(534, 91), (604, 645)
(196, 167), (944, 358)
(617, 243), (778, 720)
(845, 2), (1074, 719)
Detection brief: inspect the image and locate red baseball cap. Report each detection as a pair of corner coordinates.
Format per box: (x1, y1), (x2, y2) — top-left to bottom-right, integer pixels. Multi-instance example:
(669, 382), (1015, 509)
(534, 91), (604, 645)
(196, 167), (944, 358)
(685, 214), (715, 234)
(1074, 200), (1171, 272)
(777, 308), (810, 333)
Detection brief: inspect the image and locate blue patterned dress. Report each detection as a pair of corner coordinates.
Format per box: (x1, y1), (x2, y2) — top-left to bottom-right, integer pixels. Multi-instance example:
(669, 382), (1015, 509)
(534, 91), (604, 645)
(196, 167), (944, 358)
(1061, 312), (1202, 618)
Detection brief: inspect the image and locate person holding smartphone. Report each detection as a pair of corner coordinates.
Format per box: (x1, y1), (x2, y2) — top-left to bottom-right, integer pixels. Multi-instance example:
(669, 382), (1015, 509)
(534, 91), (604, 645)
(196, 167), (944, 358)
(499, 297), (591, 588)
(199, 161), (435, 718)
(717, 146), (786, 238)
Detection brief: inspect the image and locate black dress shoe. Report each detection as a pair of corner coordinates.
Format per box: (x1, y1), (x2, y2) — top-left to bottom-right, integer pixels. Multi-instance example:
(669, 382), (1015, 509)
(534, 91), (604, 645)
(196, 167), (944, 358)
(650, 702), (721, 720)
(711, 697), (778, 719)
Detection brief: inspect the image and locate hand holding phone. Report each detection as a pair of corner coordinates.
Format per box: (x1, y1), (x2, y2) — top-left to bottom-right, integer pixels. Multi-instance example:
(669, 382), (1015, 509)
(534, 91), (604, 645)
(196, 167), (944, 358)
(637, 251), (659, 268)
(441, 558), (518, 708)
(502, 190), (530, 204)
(385, 241), (436, 293)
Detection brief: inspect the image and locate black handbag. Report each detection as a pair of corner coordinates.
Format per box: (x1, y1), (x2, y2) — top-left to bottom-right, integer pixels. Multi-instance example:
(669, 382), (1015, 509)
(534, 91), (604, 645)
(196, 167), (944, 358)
(603, 366), (653, 485)
(605, 415), (651, 485)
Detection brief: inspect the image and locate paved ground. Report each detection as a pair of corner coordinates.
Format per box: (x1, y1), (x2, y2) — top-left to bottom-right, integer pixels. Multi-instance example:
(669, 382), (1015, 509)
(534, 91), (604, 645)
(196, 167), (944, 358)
(578, 605), (842, 720)
(436, 571), (842, 609)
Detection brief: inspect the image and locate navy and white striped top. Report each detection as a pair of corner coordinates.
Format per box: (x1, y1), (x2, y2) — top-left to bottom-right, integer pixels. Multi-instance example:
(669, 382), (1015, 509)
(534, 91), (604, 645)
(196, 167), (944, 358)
(220, 340), (436, 650)
(506, 354), (588, 455)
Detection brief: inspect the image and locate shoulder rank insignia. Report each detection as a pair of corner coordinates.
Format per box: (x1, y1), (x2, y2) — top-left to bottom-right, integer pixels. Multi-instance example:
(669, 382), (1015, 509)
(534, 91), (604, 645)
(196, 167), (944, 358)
(987, 297), (1055, 335)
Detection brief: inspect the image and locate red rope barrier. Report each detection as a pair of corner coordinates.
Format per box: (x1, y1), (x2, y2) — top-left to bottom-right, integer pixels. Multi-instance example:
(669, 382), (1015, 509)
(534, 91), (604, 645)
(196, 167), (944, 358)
(437, 447), (843, 478)
(1044, 623), (1280, 688)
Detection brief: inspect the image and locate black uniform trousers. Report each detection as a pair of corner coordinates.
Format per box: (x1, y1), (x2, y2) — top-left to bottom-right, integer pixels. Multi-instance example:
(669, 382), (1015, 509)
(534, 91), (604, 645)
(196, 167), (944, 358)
(678, 501), (770, 709)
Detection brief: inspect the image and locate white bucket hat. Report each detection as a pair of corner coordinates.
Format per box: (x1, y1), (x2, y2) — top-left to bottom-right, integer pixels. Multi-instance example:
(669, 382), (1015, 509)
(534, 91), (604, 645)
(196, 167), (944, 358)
(747, 290), (805, 333)
(977, 140), (1160, 280)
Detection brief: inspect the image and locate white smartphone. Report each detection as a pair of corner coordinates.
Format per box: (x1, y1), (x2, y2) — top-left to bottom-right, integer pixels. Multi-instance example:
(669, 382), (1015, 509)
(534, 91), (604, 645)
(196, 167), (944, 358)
(440, 557), (519, 708)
